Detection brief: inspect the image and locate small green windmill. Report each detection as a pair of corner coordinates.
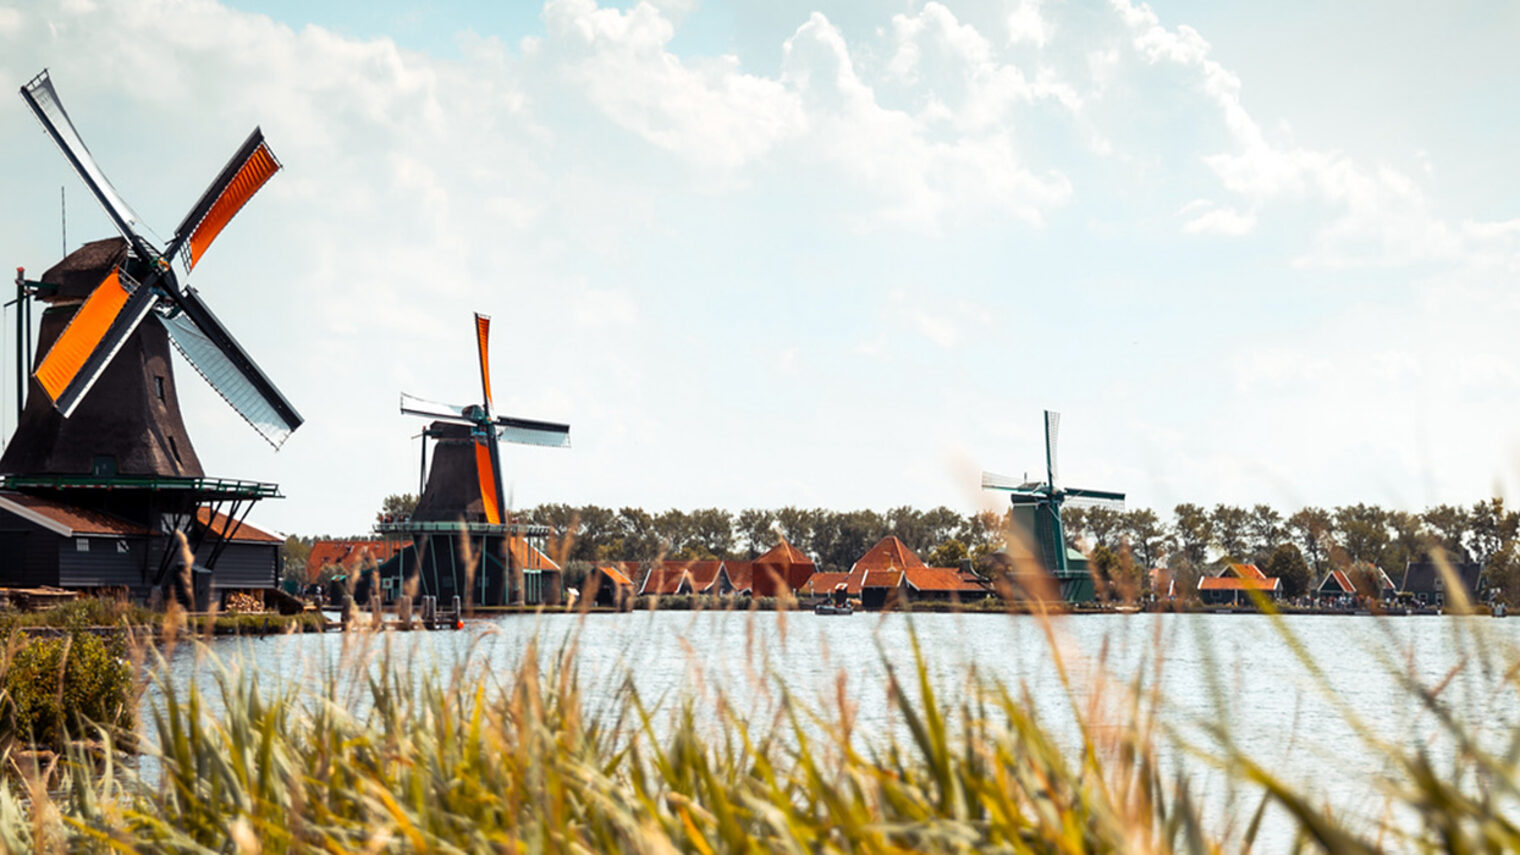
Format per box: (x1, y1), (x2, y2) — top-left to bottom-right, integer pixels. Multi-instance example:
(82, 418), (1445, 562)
(982, 411), (1125, 602)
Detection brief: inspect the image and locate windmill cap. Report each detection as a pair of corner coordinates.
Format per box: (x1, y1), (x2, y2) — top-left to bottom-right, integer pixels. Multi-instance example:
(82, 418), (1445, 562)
(39, 237), (129, 302)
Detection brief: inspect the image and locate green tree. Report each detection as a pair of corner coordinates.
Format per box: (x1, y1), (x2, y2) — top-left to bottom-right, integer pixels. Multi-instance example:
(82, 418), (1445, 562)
(280, 535), (312, 584)
(1334, 504), (1389, 564)
(1247, 504), (1283, 564)
(1468, 497), (1517, 568)
(1287, 507), (1333, 573)
(772, 507), (816, 557)
(1122, 508), (1167, 569)
(927, 538), (970, 569)
(1211, 504), (1251, 560)
(1422, 504), (1472, 563)
(1173, 504), (1213, 567)
(1090, 544), (1142, 603)
(736, 508), (776, 557)
(1062, 505), (1088, 550)
(1484, 541), (1520, 606)
(1266, 542), (1312, 598)
(376, 493), (418, 523)
(1084, 507), (1125, 549)
(616, 507), (660, 560)
(687, 508), (735, 558)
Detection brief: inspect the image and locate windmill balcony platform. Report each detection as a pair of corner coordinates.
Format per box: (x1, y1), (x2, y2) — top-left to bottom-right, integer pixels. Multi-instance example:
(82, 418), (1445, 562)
(0, 474), (281, 500)
(374, 519), (551, 537)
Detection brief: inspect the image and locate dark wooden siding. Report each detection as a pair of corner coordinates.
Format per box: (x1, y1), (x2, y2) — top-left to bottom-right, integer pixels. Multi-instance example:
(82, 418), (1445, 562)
(200, 542), (278, 589)
(58, 535), (151, 588)
(0, 526), (61, 588)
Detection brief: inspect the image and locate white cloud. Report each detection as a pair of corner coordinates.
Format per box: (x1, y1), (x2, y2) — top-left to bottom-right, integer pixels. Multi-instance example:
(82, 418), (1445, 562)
(1179, 199), (1255, 236)
(1006, 0), (1051, 48)
(1110, 0), (1519, 271)
(542, 0), (804, 171)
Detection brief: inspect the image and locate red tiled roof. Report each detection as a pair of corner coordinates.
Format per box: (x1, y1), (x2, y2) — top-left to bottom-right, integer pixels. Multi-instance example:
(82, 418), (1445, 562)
(306, 539), (411, 580)
(753, 539), (815, 595)
(679, 560), (724, 592)
(803, 572), (850, 595)
(639, 563), (705, 596)
(0, 492), (147, 536)
(1225, 563), (1267, 580)
(196, 508), (282, 543)
(904, 567), (988, 594)
(1198, 576), (1280, 592)
(852, 536), (926, 572)
(1320, 570), (1355, 594)
(506, 537), (559, 571)
(597, 565), (634, 587)
(755, 539), (814, 567)
(724, 561), (754, 592)
(847, 567), (903, 593)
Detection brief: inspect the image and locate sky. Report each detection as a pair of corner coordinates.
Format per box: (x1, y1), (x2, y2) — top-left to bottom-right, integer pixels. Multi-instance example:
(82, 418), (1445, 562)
(0, 0), (1517, 537)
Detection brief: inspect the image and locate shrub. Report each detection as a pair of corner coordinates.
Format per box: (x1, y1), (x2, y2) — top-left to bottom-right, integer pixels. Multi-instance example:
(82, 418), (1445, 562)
(1, 632), (133, 751)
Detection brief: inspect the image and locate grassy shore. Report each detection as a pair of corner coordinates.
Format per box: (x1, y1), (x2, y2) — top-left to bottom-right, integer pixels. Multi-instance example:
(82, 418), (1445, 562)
(0, 600), (327, 637)
(0, 602), (1506, 852)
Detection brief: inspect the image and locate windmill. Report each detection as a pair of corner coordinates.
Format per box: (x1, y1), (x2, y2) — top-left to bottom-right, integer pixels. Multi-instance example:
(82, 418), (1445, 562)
(0, 69), (300, 606)
(372, 313), (569, 606)
(981, 410), (1124, 602)
(7, 69), (300, 455)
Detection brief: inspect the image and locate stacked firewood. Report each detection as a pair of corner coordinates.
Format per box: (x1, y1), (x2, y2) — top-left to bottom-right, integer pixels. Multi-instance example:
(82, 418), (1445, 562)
(224, 592), (264, 614)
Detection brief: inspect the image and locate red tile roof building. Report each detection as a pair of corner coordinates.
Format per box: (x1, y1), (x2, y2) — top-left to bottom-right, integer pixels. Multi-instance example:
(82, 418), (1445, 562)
(306, 539), (411, 583)
(852, 536), (926, 572)
(752, 539), (816, 596)
(1197, 575), (1281, 605)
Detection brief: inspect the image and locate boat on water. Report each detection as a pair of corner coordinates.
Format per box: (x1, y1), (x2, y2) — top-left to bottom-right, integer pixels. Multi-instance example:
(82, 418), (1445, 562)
(816, 582), (853, 615)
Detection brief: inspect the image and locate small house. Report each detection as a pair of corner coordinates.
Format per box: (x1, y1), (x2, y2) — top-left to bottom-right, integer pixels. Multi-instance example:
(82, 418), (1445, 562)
(589, 564), (634, 608)
(1400, 560), (1484, 607)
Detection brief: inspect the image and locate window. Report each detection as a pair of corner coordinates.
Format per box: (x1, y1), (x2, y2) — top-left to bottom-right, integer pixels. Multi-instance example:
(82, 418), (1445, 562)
(75, 538), (89, 552)
(116, 540), (129, 554)
(154, 375), (165, 401)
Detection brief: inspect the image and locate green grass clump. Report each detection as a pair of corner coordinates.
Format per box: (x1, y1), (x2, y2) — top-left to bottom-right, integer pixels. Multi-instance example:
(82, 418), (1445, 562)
(187, 611), (327, 635)
(0, 598), (158, 633)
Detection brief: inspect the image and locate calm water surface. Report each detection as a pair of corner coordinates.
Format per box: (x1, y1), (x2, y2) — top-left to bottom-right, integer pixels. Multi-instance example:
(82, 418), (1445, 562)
(157, 611), (1520, 847)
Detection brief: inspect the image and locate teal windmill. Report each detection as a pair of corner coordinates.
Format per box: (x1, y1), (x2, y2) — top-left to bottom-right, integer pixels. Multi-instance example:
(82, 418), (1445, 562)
(982, 411), (1125, 602)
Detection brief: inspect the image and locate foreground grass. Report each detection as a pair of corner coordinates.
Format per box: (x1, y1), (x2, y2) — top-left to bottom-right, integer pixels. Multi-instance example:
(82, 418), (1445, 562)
(0, 608), (1514, 853)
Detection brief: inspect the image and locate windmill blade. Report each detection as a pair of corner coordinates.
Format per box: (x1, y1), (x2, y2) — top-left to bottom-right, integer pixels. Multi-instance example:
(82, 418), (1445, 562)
(475, 313), (493, 412)
(473, 435), (503, 525)
(159, 288), (302, 448)
(1044, 410), (1060, 489)
(981, 471), (1030, 491)
(20, 70), (150, 253)
(495, 415), (570, 448)
(167, 128), (282, 272)
(400, 392), (474, 425)
(34, 266), (161, 417)
(1063, 487), (1126, 511)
